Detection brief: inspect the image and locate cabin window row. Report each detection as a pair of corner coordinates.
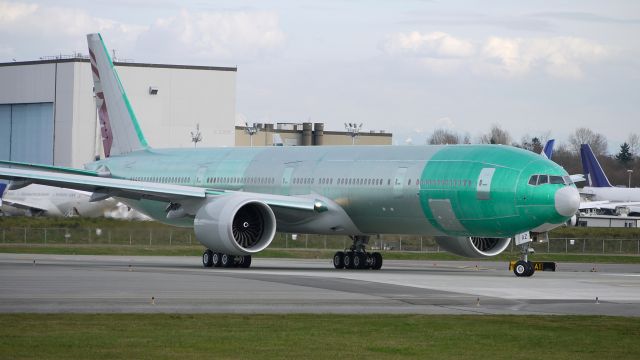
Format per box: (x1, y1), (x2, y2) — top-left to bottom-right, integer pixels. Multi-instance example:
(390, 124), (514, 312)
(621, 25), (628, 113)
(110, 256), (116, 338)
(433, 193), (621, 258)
(207, 176), (276, 185)
(132, 176), (190, 183)
(413, 179), (474, 187)
(337, 178), (385, 186)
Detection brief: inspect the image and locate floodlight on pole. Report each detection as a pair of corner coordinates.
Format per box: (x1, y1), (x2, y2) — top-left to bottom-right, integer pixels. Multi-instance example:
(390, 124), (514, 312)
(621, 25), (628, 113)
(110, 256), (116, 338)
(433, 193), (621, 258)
(190, 123), (202, 148)
(344, 122), (363, 145)
(245, 122), (259, 147)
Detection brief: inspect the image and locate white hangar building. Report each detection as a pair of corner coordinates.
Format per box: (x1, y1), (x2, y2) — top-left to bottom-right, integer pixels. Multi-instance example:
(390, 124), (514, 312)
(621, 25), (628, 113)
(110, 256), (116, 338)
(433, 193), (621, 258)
(0, 57), (237, 168)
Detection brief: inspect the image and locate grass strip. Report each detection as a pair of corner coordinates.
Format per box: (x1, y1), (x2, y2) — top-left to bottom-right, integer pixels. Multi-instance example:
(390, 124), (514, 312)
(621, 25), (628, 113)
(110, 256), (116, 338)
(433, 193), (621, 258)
(0, 314), (639, 360)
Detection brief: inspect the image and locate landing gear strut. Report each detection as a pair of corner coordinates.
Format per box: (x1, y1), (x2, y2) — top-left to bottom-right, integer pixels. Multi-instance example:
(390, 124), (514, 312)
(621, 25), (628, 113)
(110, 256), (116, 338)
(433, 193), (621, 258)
(202, 249), (251, 269)
(333, 235), (383, 270)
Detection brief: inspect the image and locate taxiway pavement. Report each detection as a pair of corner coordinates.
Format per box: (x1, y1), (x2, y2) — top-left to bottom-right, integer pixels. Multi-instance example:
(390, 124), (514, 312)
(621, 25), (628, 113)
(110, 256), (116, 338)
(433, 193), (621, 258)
(1, 253), (639, 315)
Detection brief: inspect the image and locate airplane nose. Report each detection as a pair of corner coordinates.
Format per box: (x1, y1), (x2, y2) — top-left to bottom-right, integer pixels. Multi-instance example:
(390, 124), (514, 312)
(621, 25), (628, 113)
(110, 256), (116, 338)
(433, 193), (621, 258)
(554, 186), (580, 217)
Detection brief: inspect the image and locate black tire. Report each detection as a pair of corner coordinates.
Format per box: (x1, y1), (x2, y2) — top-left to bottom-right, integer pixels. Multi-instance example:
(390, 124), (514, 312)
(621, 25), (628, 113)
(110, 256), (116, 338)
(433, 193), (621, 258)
(333, 251), (345, 269)
(212, 252), (222, 268)
(513, 260), (528, 277)
(202, 249), (213, 268)
(525, 261), (535, 277)
(221, 254), (234, 268)
(240, 255), (252, 268)
(371, 252), (383, 270)
(344, 252), (353, 269)
(353, 253), (362, 269)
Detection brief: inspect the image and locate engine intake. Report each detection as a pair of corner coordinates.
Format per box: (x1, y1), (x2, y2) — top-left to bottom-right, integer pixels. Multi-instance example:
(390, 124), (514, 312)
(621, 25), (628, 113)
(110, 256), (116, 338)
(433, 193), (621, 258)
(435, 236), (511, 258)
(194, 195), (276, 255)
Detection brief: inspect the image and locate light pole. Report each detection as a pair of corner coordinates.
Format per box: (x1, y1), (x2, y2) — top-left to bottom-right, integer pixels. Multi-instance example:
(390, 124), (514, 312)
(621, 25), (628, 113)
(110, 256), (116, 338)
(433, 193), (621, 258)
(628, 169), (633, 188)
(245, 122), (259, 147)
(190, 123), (202, 148)
(344, 122), (362, 145)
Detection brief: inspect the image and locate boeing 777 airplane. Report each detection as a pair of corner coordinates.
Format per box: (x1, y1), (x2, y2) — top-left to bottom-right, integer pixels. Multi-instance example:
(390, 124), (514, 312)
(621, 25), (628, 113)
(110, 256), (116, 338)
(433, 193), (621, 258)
(579, 144), (640, 215)
(0, 34), (580, 276)
(0, 183), (119, 217)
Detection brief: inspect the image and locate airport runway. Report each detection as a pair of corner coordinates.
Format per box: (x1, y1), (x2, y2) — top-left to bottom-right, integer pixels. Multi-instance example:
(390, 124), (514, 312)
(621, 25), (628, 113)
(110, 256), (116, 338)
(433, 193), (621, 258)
(1, 253), (639, 315)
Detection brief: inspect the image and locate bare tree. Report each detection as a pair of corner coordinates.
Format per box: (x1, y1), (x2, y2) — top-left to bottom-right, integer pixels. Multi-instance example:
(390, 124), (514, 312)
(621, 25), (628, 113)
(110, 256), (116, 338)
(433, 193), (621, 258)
(479, 125), (511, 145)
(568, 127), (608, 155)
(427, 128), (460, 145)
(628, 133), (640, 156)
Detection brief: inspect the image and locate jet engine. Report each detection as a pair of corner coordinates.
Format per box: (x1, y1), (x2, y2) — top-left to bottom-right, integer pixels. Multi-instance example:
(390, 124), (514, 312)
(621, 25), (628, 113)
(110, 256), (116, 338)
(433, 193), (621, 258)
(194, 195), (276, 255)
(435, 236), (511, 258)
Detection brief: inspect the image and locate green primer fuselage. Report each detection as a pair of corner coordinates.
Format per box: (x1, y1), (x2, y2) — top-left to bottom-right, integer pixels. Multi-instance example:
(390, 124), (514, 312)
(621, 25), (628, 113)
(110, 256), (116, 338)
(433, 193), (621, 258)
(88, 144), (572, 237)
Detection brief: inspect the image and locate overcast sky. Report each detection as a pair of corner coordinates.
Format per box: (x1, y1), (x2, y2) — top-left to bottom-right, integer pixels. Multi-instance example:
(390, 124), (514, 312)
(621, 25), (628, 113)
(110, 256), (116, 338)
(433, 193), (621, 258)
(1, 0), (638, 152)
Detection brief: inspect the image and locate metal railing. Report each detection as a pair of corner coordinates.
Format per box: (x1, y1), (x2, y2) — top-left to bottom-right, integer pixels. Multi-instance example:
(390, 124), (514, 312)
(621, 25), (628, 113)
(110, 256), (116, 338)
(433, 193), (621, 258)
(1, 227), (639, 255)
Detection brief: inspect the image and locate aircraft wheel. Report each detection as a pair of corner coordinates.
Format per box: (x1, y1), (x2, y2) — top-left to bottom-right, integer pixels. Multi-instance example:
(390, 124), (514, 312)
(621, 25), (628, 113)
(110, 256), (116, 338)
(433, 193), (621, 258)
(513, 260), (528, 277)
(333, 251), (345, 269)
(202, 249), (213, 268)
(371, 252), (383, 270)
(239, 255), (251, 268)
(353, 253), (363, 269)
(525, 261), (535, 277)
(344, 252), (354, 269)
(221, 253), (234, 268)
(212, 252), (222, 267)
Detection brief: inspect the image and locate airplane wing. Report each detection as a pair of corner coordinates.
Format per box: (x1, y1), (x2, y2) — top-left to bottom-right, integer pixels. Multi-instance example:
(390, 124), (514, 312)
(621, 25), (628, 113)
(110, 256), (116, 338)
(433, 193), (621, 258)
(0, 167), (324, 213)
(579, 200), (614, 210)
(570, 174), (585, 184)
(1, 198), (50, 213)
(580, 200), (640, 215)
(0, 159), (101, 176)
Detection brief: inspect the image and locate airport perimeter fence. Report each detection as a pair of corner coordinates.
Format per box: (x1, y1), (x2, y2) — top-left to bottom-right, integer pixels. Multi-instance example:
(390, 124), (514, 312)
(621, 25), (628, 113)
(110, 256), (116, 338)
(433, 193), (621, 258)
(1, 226), (640, 255)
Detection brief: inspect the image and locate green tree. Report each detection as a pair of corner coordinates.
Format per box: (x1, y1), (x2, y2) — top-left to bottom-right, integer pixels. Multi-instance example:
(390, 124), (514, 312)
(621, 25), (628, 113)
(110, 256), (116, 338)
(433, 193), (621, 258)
(615, 142), (633, 165)
(520, 137), (543, 153)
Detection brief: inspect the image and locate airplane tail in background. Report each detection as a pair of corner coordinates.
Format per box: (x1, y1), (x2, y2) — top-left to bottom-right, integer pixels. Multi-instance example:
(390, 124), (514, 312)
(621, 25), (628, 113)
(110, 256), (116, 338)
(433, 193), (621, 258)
(542, 139), (555, 159)
(580, 144), (612, 187)
(87, 33), (149, 158)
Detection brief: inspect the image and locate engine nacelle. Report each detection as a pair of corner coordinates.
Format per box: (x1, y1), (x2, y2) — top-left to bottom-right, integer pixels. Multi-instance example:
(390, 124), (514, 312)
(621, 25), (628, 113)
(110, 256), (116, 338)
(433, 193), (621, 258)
(435, 236), (511, 258)
(194, 195), (276, 255)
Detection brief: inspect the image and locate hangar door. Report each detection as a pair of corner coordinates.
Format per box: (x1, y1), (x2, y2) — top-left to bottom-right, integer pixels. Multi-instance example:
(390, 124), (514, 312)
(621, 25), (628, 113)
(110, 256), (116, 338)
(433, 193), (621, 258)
(0, 103), (54, 165)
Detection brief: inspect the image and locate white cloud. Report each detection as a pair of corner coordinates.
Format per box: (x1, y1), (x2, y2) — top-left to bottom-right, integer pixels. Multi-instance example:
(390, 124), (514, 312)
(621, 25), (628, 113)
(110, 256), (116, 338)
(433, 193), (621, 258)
(435, 117), (456, 129)
(381, 30), (608, 79)
(0, 1), (143, 37)
(481, 36), (608, 79)
(137, 9), (285, 61)
(0, 1), (284, 63)
(0, 1), (146, 57)
(0, 1), (36, 22)
(381, 31), (474, 58)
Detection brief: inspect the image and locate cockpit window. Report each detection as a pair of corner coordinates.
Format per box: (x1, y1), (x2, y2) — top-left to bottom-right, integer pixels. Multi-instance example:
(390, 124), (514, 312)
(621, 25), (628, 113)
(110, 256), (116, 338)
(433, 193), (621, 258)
(529, 174), (572, 186)
(537, 175), (548, 185)
(549, 176), (564, 184)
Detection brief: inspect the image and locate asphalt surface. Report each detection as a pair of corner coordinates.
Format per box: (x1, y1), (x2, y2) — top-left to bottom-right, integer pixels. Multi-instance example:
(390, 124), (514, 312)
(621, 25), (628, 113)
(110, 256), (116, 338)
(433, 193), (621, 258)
(1, 253), (639, 315)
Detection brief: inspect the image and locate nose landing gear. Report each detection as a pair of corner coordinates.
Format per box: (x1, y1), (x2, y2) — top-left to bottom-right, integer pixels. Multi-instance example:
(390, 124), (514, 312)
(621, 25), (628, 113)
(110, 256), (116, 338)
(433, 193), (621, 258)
(511, 232), (557, 277)
(512, 232), (535, 277)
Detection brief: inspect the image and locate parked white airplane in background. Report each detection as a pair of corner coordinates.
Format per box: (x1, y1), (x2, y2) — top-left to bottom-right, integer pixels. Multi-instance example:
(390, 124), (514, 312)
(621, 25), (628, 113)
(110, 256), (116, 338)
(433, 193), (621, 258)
(579, 144), (640, 215)
(0, 183), (136, 218)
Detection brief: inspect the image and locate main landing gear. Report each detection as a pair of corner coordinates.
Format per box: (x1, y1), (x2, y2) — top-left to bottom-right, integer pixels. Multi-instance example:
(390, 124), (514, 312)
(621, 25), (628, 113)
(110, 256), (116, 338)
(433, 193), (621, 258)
(202, 249), (251, 268)
(333, 235), (383, 270)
